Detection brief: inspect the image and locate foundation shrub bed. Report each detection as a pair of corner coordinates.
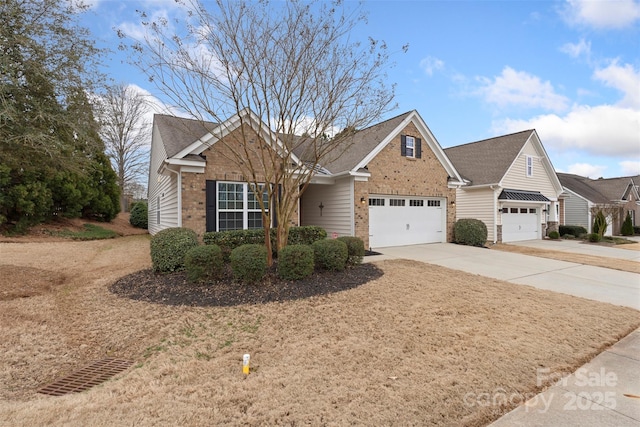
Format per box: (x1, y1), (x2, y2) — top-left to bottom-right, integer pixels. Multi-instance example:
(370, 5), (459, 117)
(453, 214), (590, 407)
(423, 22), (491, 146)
(150, 227), (198, 272)
(337, 236), (365, 266)
(277, 244), (314, 280)
(184, 245), (224, 283)
(559, 225), (587, 238)
(230, 244), (268, 283)
(312, 239), (348, 271)
(453, 218), (487, 247)
(588, 233), (601, 243)
(286, 226), (327, 245)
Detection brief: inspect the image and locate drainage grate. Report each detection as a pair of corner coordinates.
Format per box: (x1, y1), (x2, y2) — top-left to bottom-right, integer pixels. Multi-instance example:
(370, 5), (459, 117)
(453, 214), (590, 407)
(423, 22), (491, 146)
(38, 358), (133, 396)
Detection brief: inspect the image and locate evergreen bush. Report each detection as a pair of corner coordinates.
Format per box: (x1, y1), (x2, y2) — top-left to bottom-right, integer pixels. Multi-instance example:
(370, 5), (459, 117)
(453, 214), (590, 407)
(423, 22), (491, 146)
(587, 233), (601, 243)
(312, 239), (348, 271)
(337, 236), (365, 266)
(453, 218), (487, 247)
(621, 212), (633, 236)
(129, 201), (148, 229)
(548, 230), (560, 239)
(592, 210), (607, 237)
(150, 227), (198, 272)
(559, 225), (588, 238)
(277, 245), (314, 280)
(184, 244), (224, 282)
(287, 226), (328, 245)
(230, 244), (268, 283)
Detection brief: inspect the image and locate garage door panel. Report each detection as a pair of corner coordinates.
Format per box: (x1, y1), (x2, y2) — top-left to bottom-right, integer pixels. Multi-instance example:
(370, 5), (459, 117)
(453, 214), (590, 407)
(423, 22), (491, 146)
(502, 207), (539, 242)
(369, 196), (444, 248)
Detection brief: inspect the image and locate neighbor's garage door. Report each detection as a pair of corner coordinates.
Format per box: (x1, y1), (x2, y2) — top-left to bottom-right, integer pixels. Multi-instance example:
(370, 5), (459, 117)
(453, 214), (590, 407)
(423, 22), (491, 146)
(369, 196), (445, 248)
(502, 206), (539, 242)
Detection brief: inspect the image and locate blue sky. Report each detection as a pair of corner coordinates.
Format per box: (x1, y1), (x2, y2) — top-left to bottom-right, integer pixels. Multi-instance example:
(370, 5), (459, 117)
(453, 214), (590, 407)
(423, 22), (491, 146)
(82, 0), (640, 179)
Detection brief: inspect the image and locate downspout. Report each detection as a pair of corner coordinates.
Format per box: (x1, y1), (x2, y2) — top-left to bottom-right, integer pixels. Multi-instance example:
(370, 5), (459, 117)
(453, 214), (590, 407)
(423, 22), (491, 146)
(491, 185), (498, 244)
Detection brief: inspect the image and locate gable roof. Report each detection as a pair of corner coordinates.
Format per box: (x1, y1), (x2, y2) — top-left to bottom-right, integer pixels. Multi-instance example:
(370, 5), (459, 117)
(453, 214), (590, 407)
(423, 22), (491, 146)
(314, 111), (412, 174)
(558, 173), (640, 203)
(154, 114), (218, 158)
(443, 130), (533, 185)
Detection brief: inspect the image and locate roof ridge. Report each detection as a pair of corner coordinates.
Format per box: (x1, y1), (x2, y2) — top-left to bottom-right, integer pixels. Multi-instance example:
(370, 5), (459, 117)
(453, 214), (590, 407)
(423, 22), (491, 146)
(445, 129), (534, 150)
(354, 110), (413, 134)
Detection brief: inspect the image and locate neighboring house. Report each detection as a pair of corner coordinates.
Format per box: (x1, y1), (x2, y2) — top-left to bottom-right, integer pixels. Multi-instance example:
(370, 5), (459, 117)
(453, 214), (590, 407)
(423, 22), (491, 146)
(148, 109), (465, 249)
(444, 130), (563, 243)
(557, 173), (640, 235)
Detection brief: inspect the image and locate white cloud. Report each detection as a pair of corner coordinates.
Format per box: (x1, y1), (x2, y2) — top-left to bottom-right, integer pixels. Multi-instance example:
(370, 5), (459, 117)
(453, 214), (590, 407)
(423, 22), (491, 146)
(567, 163), (608, 178)
(620, 160), (640, 175)
(559, 38), (591, 59)
(561, 0), (640, 29)
(420, 56), (444, 76)
(493, 104), (640, 158)
(593, 60), (640, 108)
(477, 67), (569, 112)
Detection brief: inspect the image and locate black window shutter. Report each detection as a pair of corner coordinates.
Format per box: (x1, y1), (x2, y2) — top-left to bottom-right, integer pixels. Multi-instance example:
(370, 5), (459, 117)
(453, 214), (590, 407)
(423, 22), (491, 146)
(400, 135), (407, 157)
(416, 138), (422, 159)
(205, 180), (217, 232)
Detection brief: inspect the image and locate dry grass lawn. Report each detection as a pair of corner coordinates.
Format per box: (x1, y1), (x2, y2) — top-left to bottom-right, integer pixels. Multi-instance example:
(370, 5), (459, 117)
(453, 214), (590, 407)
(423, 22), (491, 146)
(1, 233), (638, 426)
(492, 243), (640, 274)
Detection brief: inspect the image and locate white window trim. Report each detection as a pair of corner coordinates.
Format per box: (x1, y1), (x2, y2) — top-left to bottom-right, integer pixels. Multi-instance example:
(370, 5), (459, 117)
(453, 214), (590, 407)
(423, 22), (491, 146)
(405, 136), (415, 158)
(217, 181), (269, 231)
(526, 155), (534, 177)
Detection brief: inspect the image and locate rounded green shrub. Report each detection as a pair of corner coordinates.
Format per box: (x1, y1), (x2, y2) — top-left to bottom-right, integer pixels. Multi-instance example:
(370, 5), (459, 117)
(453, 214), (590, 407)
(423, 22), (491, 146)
(312, 239), (348, 271)
(587, 233), (601, 243)
(277, 244), (314, 280)
(559, 225), (587, 238)
(230, 244), (268, 283)
(184, 244), (224, 283)
(129, 201), (148, 229)
(453, 218), (487, 247)
(150, 227), (198, 272)
(548, 231), (560, 240)
(337, 236), (365, 266)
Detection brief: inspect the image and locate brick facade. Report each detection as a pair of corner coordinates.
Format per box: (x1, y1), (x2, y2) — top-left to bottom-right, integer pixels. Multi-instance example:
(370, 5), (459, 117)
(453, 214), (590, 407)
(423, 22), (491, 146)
(180, 124), (298, 237)
(353, 122), (456, 248)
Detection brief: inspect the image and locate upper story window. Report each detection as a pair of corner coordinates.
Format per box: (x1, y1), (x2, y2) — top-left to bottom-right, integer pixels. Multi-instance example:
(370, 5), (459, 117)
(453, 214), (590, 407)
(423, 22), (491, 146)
(401, 135), (422, 159)
(526, 155), (534, 177)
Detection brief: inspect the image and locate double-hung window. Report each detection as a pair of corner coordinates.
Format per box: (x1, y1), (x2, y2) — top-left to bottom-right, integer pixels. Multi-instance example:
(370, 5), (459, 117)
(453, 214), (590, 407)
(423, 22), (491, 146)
(405, 136), (415, 158)
(217, 182), (269, 231)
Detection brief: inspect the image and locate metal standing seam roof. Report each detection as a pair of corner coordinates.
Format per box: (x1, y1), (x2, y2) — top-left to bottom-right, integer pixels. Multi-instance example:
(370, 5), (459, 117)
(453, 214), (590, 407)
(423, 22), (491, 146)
(498, 189), (550, 202)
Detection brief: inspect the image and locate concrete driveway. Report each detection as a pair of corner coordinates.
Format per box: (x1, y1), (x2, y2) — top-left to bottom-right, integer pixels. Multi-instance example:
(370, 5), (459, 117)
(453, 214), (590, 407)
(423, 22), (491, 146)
(368, 242), (640, 310)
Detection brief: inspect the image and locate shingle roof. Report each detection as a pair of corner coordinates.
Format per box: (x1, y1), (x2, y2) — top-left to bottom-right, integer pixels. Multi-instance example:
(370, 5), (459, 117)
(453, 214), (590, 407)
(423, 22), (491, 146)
(557, 173), (640, 203)
(498, 189), (550, 202)
(154, 114), (218, 158)
(316, 111), (413, 174)
(443, 130), (533, 185)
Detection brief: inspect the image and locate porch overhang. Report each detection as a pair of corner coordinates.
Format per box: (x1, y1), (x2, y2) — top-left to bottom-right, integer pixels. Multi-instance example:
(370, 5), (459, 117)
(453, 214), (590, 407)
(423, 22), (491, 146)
(498, 189), (550, 202)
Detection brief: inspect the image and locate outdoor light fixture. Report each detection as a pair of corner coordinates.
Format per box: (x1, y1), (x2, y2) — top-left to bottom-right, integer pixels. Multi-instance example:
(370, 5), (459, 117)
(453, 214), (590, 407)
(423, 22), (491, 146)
(360, 197), (366, 205)
(450, 200), (455, 205)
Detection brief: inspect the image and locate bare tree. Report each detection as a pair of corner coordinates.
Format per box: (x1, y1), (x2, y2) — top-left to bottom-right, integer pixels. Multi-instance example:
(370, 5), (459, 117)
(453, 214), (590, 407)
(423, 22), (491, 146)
(121, 0), (402, 263)
(590, 204), (621, 237)
(99, 84), (151, 211)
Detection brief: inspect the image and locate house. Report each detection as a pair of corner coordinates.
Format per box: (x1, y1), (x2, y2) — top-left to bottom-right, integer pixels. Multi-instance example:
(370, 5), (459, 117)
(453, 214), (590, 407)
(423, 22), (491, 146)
(148, 109), (465, 249)
(557, 173), (640, 235)
(444, 130), (564, 243)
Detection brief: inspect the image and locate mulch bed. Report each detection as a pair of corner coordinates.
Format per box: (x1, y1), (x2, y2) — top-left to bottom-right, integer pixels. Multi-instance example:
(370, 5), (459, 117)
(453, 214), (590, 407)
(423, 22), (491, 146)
(109, 263), (383, 307)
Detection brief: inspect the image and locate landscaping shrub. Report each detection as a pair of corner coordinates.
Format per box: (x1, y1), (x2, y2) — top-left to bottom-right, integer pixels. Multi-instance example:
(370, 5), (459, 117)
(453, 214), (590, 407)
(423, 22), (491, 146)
(230, 244), (268, 283)
(562, 234), (575, 240)
(634, 226), (640, 235)
(592, 210), (607, 236)
(312, 239), (348, 271)
(587, 233), (601, 243)
(277, 244), (314, 280)
(621, 212), (633, 236)
(184, 245), (224, 283)
(203, 229), (266, 260)
(286, 226), (328, 245)
(150, 227), (198, 272)
(453, 218), (487, 247)
(559, 225), (587, 238)
(548, 230), (560, 240)
(337, 236), (365, 266)
(129, 201), (148, 229)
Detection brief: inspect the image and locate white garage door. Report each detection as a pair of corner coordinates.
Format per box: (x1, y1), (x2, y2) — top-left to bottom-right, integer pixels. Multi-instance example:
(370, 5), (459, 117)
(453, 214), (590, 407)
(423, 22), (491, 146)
(369, 196), (445, 248)
(502, 207), (539, 242)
